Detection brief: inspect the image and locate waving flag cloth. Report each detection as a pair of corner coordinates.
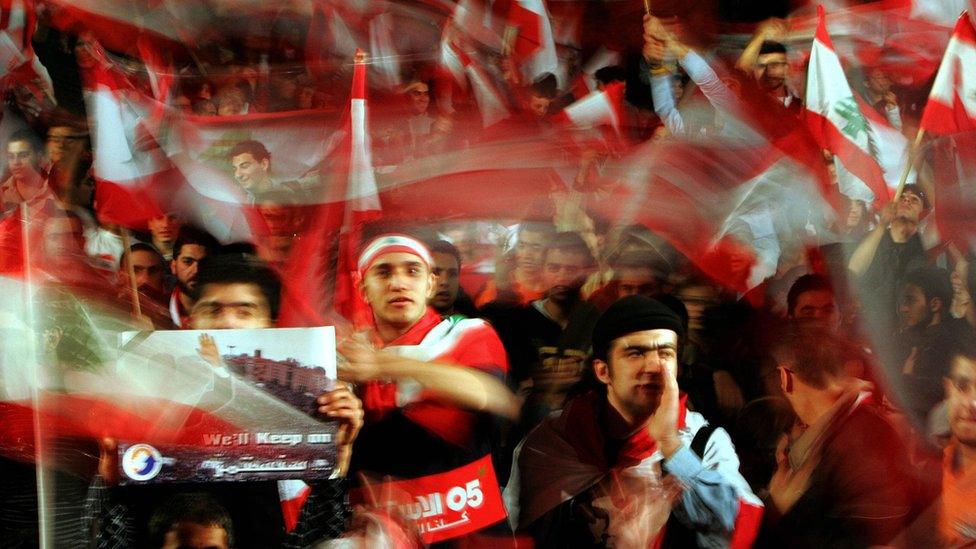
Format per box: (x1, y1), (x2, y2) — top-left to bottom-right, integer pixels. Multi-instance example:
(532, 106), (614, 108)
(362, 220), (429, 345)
(82, 45), (171, 230)
(589, 100), (834, 294)
(919, 12), (976, 135)
(920, 14), (976, 249)
(571, 47), (623, 99)
(805, 5), (890, 207)
(276, 50), (382, 332)
(451, 42), (511, 128)
(505, 0), (559, 84)
(553, 81), (627, 152)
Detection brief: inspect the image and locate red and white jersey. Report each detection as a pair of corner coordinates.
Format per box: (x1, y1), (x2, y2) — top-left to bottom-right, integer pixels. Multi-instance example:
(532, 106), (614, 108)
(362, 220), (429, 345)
(362, 308), (509, 447)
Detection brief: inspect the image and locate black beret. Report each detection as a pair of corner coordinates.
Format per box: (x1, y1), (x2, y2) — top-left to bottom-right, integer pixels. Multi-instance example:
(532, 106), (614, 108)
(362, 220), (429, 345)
(591, 295), (684, 361)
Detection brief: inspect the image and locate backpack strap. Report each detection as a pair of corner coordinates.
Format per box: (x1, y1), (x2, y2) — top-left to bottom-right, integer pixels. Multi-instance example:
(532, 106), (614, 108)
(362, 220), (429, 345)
(690, 423), (719, 458)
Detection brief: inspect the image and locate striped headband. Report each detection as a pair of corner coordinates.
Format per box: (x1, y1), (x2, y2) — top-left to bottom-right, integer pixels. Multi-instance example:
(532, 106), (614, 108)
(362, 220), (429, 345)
(357, 234), (433, 275)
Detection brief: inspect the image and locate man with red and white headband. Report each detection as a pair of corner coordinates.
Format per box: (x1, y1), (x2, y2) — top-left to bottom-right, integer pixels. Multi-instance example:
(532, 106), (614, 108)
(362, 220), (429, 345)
(339, 234), (519, 540)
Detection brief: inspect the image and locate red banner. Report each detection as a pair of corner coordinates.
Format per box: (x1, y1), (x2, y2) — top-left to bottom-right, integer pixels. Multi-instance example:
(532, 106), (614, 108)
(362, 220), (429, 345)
(351, 455), (507, 543)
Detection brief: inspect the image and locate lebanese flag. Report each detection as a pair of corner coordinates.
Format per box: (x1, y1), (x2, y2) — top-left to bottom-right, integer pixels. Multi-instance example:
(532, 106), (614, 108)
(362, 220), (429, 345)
(805, 5), (890, 207)
(931, 131), (976, 250)
(334, 51), (382, 325)
(0, 0), (53, 99)
(506, 0), (559, 84)
(588, 119), (833, 293)
(84, 51), (171, 229)
(919, 13), (976, 134)
(277, 51), (381, 329)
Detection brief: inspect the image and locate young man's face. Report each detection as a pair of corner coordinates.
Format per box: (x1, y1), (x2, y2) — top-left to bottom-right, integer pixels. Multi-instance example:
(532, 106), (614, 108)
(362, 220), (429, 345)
(190, 282), (272, 329)
(944, 355), (976, 447)
(429, 251), (460, 314)
(898, 283), (931, 330)
(755, 52), (789, 92)
(946, 354), (976, 448)
(148, 214), (181, 245)
(515, 230), (547, 274)
(615, 267), (657, 299)
(6, 140), (40, 181)
(161, 521), (229, 549)
(595, 329), (678, 421)
(791, 289), (840, 332)
(121, 250), (166, 294)
(46, 126), (88, 165)
(408, 84), (430, 115)
(360, 252), (434, 331)
(231, 152), (269, 190)
(541, 248), (589, 304)
(895, 190), (924, 223)
(172, 244), (208, 295)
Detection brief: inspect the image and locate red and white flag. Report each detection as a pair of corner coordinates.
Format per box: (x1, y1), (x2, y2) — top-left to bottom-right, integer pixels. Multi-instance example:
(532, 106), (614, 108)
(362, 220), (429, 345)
(84, 51), (172, 229)
(451, 43), (511, 128)
(506, 0), (559, 84)
(571, 47), (623, 99)
(557, 82), (625, 131)
(277, 51), (381, 329)
(805, 5), (890, 206)
(920, 13), (976, 134)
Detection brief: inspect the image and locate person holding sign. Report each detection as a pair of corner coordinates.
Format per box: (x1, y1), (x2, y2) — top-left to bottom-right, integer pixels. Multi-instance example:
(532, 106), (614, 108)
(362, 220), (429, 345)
(92, 254), (363, 548)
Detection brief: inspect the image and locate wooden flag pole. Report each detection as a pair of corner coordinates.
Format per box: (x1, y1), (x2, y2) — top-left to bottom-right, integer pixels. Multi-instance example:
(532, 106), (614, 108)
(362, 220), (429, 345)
(643, 0), (651, 14)
(893, 127), (926, 201)
(120, 228), (142, 318)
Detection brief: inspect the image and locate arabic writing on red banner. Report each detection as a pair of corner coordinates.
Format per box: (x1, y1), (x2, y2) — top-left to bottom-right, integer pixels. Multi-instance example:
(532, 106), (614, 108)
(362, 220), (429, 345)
(351, 454), (507, 543)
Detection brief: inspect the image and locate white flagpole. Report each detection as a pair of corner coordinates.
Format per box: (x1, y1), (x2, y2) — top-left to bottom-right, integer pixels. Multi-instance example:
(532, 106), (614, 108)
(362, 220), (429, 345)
(21, 201), (51, 549)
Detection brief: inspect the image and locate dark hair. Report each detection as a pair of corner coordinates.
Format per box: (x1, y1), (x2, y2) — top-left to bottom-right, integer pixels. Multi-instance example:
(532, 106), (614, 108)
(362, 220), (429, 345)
(759, 40), (788, 56)
(518, 221), (556, 239)
(530, 73), (558, 99)
(119, 242), (164, 270)
(228, 139), (270, 163)
(905, 267), (952, 312)
(195, 254), (282, 320)
(594, 66), (626, 85)
(173, 226), (219, 260)
(786, 274), (834, 317)
(8, 128), (43, 154)
(901, 184), (931, 210)
(148, 492), (234, 548)
(771, 327), (850, 390)
(543, 232), (595, 268)
(611, 251), (661, 274)
(428, 239), (462, 269)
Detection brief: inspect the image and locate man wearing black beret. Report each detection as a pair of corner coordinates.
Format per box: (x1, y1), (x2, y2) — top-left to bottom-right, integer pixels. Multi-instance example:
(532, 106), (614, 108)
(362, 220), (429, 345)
(505, 295), (763, 547)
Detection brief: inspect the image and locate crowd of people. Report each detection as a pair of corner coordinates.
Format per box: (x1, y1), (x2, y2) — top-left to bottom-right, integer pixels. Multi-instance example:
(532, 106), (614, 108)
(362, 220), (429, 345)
(1, 1), (975, 547)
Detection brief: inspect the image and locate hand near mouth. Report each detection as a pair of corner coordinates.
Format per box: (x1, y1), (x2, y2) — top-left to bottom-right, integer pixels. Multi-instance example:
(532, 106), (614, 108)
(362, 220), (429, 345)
(647, 359), (681, 458)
